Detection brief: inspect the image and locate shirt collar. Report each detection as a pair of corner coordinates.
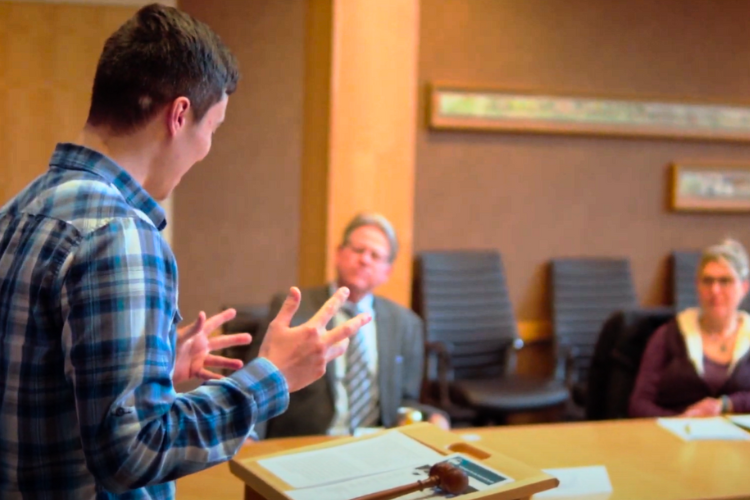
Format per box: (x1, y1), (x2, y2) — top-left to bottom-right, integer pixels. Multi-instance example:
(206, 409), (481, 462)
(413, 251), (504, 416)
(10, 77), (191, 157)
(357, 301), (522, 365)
(328, 282), (375, 316)
(49, 143), (167, 231)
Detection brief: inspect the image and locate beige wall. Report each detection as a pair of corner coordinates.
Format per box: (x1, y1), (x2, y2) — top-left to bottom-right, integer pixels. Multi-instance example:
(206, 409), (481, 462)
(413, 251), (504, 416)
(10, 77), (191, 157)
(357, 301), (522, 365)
(415, 0), (750, 322)
(0, 2), (138, 205)
(164, 0), (750, 326)
(0, 1), (176, 243)
(176, 0), (305, 321)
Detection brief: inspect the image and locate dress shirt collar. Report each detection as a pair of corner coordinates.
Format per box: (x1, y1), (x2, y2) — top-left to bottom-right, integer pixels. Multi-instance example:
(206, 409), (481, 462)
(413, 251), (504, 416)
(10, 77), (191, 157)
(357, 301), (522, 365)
(49, 143), (167, 231)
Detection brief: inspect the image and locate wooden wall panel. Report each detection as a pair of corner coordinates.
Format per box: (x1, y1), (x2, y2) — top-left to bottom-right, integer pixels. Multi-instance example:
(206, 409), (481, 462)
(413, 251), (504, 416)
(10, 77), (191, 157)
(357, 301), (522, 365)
(0, 2), (177, 241)
(0, 2), (137, 205)
(416, 0), (750, 325)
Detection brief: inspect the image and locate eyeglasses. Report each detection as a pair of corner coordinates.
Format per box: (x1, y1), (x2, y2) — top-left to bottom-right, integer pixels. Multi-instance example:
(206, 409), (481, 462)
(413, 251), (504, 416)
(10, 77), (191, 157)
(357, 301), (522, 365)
(346, 244), (390, 264)
(699, 275), (737, 288)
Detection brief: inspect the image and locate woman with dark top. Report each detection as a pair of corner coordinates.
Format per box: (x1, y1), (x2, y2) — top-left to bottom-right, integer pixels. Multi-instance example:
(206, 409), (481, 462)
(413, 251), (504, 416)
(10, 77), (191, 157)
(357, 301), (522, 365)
(629, 239), (750, 417)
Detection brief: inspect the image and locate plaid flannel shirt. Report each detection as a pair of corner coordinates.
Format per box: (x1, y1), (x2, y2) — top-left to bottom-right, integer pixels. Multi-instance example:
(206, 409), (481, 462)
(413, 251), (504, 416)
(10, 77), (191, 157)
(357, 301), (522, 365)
(0, 143), (288, 499)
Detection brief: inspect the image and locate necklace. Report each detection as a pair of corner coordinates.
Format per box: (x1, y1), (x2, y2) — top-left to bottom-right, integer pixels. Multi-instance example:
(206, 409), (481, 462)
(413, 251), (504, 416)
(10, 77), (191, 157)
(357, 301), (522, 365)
(699, 315), (737, 354)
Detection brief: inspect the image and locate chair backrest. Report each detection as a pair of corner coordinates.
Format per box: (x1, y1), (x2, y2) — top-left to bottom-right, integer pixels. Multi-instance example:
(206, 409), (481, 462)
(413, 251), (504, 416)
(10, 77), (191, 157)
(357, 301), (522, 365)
(413, 250), (518, 380)
(220, 304), (270, 372)
(586, 307), (674, 420)
(672, 250), (702, 311)
(672, 250), (750, 312)
(551, 258), (638, 382)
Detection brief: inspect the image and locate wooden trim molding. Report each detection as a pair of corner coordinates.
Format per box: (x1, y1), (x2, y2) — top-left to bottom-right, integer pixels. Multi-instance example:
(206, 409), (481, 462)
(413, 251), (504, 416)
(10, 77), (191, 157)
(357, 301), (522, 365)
(518, 320), (552, 344)
(3, 0), (176, 5)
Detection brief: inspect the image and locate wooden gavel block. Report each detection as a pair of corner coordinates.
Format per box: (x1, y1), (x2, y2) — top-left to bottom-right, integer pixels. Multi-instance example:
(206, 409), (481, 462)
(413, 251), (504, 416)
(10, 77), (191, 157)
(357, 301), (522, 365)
(350, 462), (469, 500)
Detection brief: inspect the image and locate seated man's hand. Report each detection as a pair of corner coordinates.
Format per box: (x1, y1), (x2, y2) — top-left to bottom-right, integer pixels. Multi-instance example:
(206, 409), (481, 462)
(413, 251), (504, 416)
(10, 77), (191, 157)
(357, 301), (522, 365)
(428, 413), (451, 430)
(174, 308), (253, 384)
(259, 286), (371, 392)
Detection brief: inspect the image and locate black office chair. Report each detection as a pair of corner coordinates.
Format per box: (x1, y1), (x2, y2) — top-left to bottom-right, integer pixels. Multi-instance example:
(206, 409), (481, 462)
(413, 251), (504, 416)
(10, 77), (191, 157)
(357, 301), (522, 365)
(671, 250), (750, 313)
(550, 258), (638, 411)
(219, 304), (270, 375)
(413, 250), (570, 425)
(586, 307), (674, 420)
(672, 251), (702, 312)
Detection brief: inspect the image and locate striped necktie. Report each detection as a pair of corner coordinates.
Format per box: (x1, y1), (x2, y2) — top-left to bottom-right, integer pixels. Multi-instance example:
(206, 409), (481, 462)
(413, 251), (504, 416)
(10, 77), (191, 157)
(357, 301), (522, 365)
(341, 303), (380, 433)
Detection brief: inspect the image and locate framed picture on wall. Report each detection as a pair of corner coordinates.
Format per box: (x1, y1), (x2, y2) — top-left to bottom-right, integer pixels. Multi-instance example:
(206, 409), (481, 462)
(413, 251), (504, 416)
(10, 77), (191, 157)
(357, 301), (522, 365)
(671, 162), (750, 212)
(428, 83), (750, 142)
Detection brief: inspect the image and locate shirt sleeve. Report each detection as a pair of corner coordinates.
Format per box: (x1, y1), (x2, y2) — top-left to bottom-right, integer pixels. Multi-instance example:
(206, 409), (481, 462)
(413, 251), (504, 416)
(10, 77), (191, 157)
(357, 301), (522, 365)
(728, 392), (750, 413)
(59, 218), (288, 494)
(628, 325), (679, 418)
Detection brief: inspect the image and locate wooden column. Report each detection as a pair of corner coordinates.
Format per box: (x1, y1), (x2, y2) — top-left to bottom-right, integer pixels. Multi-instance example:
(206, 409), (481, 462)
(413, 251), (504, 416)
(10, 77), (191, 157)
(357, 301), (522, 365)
(299, 0), (420, 307)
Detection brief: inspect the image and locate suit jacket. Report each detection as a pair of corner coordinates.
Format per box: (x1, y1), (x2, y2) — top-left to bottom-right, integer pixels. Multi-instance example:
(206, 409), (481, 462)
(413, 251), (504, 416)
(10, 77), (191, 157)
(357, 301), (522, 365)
(244, 285), (438, 438)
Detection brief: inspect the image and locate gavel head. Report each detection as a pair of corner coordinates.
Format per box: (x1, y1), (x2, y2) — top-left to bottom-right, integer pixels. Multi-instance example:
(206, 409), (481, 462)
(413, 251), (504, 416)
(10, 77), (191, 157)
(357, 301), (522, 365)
(428, 462), (469, 495)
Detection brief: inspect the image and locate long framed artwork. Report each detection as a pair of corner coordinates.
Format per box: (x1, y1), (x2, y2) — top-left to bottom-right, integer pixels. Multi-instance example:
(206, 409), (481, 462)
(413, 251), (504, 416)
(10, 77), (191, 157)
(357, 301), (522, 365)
(671, 162), (750, 212)
(429, 83), (750, 142)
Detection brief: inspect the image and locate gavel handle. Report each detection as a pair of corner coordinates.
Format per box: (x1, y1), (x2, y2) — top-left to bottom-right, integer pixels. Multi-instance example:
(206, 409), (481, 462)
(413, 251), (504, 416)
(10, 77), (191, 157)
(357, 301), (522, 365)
(350, 476), (440, 500)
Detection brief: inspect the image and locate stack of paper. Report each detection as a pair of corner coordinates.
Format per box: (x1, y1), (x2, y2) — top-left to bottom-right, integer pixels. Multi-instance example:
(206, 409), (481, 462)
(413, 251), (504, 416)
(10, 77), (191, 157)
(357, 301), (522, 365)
(532, 466), (612, 499)
(257, 432), (514, 500)
(727, 414), (750, 430)
(657, 417), (750, 441)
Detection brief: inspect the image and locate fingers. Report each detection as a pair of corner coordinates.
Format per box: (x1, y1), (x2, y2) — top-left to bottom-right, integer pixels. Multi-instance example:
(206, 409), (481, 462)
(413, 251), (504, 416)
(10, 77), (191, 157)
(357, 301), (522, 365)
(197, 368), (223, 381)
(325, 338), (350, 363)
(180, 311), (207, 341)
(203, 308), (238, 334)
(271, 287), (302, 328)
(203, 354), (244, 370)
(309, 287), (350, 328)
(208, 333), (252, 351)
(321, 312), (371, 347)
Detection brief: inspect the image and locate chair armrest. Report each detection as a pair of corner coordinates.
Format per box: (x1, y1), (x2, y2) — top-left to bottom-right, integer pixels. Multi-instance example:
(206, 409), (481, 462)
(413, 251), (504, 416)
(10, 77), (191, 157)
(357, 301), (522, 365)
(425, 341), (454, 409)
(554, 342), (577, 388)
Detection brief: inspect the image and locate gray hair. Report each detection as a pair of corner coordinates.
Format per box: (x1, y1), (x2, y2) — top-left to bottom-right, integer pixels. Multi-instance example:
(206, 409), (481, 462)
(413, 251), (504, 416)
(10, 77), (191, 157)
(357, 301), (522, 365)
(699, 238), (750, 281)
(340, 212), (399, 263)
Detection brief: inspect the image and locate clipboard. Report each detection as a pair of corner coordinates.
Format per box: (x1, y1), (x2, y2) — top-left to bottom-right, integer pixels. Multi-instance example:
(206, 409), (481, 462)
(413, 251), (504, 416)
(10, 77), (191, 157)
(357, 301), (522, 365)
(229, 423), (559, 500)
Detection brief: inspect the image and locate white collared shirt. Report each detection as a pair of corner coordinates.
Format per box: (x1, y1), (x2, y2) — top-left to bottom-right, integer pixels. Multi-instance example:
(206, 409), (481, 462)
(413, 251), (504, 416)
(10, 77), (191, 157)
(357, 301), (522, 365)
(327, 284), (378, 435)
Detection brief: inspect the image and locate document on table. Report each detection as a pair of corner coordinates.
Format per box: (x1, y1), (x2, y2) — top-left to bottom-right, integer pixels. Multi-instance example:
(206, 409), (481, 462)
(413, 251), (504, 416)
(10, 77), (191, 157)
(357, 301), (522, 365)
(531, 466), (612, 499)
(257, 432), (444, 489)
(657, 417), (750, 441)
(286, 453), (514, 500)
(727, 414), (750, 429)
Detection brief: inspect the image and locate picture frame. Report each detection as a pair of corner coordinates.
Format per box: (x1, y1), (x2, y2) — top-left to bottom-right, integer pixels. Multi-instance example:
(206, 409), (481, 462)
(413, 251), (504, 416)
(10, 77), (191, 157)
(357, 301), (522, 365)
(671, 162), (750, 212)
(428, 83), (750, 142)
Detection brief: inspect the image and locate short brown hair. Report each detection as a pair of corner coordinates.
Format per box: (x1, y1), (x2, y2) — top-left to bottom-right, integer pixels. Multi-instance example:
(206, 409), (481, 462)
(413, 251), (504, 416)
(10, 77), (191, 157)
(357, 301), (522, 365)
(87, 3), (239, 134)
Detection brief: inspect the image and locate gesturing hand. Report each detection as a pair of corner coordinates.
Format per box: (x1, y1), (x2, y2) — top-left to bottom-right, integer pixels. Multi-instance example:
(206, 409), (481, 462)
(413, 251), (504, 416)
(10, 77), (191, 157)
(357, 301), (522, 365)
(259, 286), (371, 392)
(174, 308), (253, 384)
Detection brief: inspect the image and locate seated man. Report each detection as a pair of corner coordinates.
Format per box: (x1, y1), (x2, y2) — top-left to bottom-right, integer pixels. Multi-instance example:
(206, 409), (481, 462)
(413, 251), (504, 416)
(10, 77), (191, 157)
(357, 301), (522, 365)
(246, 212), (448, 437)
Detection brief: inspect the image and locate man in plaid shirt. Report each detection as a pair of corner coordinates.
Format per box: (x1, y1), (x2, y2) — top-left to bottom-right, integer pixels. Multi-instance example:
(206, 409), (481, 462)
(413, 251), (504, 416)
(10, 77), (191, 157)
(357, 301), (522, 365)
(0, 4), (369, 499)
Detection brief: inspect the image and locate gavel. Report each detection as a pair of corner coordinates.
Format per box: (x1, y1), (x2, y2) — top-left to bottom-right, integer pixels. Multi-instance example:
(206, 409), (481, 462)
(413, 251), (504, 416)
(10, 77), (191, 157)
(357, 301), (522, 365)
(350, 462), (469, 500)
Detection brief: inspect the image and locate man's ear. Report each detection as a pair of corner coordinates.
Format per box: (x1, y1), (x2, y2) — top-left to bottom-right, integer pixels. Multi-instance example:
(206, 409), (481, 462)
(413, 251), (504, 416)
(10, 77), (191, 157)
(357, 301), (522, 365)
(167, 97), (191, 137)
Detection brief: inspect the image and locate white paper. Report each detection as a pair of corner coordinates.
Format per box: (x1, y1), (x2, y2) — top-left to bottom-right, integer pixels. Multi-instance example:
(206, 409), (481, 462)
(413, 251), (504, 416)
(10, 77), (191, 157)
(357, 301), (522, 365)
(258, 432), (444, 489)
(657, 417), (750, 441)
(287, 453), (513, 500)
(352, 426), (383, 437)
(531, 466), (612, 499)
(727, 414), (750, 429)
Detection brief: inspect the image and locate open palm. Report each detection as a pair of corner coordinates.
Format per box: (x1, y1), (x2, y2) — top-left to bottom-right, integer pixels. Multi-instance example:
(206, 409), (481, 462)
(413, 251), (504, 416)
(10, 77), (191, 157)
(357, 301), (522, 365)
(173, 308), (253, 384)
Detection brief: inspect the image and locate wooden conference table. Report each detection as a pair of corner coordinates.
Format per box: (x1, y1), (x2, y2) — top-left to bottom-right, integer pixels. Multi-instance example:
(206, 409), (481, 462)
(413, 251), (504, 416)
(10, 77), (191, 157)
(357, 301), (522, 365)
(175, 419), (750, 500)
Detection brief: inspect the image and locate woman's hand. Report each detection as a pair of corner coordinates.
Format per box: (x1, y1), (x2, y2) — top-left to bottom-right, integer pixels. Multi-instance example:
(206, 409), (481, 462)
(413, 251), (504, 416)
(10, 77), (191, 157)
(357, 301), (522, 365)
(679, 397), (722, 417)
